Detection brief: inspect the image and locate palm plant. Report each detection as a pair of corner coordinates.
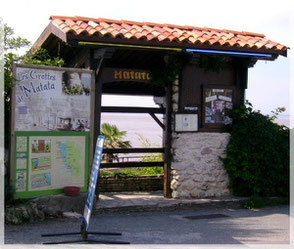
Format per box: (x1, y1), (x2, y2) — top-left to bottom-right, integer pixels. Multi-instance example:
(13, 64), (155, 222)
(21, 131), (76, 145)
(100, 123), (131, 162)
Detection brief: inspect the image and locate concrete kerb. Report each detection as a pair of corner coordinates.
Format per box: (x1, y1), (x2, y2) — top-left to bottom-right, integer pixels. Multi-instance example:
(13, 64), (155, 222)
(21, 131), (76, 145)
(29, 191), (250, 216)
(9, 192), (288, 224)
(94, 193), (250, 214)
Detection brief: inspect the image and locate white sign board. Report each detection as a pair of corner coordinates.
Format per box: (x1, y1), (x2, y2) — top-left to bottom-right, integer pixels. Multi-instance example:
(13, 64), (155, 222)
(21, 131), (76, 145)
(14, 65), (92, 132)
(175, 114), (198, 132)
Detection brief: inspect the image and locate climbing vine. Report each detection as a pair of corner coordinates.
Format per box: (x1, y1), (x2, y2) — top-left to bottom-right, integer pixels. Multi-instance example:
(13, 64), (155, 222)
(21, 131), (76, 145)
(197, 54), (226, 73)
(150, 52), (188, 86)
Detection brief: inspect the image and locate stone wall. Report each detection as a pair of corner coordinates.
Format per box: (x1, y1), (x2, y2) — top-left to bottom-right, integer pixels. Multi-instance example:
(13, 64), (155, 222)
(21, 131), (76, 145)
(170, 79), (231, 198)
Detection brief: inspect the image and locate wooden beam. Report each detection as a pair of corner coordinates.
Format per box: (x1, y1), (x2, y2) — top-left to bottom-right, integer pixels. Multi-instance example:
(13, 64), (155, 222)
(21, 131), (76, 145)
(149, 113), (165, 130)
(103, 147), (164, 154)
(101, 106), (165, 114)
(164, 83), (172, 198)
(67, 48), (90, 68)
(67, 33), (286, 58)
(101, 161), (164, 168)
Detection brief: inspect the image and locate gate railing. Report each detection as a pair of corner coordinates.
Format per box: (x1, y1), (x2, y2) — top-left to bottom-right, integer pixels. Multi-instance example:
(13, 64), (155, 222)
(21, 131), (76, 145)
(101, 147), (164, 168)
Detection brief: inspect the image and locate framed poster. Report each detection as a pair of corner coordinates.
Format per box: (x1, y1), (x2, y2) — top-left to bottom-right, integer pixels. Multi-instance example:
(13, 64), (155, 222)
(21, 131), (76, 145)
(13, 131), (89, 198)
(202, 85), (235, 127)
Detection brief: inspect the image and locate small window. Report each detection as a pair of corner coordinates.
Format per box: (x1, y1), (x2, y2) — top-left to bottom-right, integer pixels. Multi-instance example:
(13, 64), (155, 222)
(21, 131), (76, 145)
(202, 85), (235, 129)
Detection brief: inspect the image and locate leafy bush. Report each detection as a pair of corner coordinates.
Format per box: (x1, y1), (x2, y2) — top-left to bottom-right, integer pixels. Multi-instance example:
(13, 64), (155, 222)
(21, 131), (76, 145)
(137, 133), (163, 175)
(221, 102), (289, 197)
(100, 123), (131, 162)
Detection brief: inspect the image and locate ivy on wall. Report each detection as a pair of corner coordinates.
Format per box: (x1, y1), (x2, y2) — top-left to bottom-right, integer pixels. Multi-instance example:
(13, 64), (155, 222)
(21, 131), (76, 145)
(197, 54), (226, 73)
(150, 52), (188, 86)
(220, 102), (289, 197)
(149, 52), (228, 87)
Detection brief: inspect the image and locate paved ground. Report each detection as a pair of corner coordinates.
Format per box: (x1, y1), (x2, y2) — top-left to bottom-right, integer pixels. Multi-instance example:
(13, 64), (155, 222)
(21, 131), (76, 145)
(95, 191), (249, 213)
(5, 205), (289, 245)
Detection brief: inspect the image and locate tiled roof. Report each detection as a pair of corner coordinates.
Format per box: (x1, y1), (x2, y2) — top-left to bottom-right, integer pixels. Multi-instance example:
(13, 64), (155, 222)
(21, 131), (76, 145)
(49, 16), (288, 55)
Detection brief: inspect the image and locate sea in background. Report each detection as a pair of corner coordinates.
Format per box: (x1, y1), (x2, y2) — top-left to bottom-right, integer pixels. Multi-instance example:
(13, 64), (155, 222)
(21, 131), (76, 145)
(101, 113), (164, 148)
(273, 115), (293, 128)
(101, 113), (292, 149)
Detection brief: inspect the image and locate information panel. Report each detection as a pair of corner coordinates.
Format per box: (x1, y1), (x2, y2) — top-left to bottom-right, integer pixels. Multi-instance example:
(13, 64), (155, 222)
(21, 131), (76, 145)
(14, 131), (89, 198)
(11, 64), (94, 198)
(14, 64), (92, 132)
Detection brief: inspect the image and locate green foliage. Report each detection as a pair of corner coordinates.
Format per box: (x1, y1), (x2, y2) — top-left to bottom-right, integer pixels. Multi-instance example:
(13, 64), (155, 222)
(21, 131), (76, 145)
(198, 54), (226, 73)
(100, 123), (131, 162)
(23, 47), (64, 67)
(137, 133), (163, 175)
(62, 82), (83, 95)
(221, 102), (289, 197)
(4, 24), (30, 104)
(150, 52), (188, 86)
(3, 24), (30, 51)
(242, 196), (289, 209)
(269, 107), (286, 121)
(100, 167), (162, 177)
(100, 133), (163, 176)
(101, 123), (131, 149)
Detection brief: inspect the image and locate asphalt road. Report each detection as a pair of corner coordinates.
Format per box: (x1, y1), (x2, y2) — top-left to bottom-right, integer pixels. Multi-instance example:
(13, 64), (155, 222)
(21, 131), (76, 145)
(5, 205), (289, 245)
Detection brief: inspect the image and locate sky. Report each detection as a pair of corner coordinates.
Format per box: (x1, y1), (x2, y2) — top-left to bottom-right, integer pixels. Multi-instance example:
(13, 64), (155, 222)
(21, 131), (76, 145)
(1, 0), (293, 117)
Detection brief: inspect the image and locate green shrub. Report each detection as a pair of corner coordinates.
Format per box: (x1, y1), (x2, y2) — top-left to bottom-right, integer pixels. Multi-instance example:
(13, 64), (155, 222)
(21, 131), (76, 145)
(221, 102), (289, 197)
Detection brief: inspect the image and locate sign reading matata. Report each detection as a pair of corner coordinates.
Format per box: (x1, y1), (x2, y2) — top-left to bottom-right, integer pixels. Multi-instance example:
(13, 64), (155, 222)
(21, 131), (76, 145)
(13, 64), (93, 132)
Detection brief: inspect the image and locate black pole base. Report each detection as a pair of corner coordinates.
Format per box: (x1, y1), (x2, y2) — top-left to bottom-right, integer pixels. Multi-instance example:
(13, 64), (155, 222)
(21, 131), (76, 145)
(42, 224), (129, 244)
(43, 238), (130, 245)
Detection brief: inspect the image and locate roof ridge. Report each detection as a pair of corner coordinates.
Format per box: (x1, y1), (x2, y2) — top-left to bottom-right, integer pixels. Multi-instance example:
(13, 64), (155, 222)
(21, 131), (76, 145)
(50, 15), (266, 38)
(48, 15), (287, 55)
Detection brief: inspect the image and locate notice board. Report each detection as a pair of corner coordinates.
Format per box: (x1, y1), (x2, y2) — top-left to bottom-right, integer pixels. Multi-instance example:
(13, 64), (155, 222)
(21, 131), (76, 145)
(14, 131), (89, 198)
(11, 64), (94, 198)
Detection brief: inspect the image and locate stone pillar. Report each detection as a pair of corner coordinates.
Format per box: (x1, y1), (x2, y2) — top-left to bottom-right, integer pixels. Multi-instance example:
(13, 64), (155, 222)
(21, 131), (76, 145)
(170, 79), (231, 198)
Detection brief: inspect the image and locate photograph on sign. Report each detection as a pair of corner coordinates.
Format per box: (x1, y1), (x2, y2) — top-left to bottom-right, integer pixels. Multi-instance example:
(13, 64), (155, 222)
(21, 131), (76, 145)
(204, 87), (233, 125)
(16, 153), (27, 170)
(16, 171), (26, 192)
(31, 172), (51, 189)
(31, 139), (51, 153)
(16, 136), (27, 152)
(14, 66), (92, 132)
(31, 156), (51, 172)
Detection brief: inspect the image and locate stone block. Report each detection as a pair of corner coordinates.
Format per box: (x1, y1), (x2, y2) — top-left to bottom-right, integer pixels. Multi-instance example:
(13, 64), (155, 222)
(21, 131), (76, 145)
(170, 132), (231, 198)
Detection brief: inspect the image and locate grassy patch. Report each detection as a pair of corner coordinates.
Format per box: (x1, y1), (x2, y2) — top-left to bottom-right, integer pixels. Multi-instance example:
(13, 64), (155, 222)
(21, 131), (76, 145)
(100, 167), (163, 177)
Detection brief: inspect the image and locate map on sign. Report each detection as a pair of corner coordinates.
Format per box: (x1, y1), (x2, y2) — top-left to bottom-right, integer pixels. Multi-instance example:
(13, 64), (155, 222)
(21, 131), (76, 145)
(13, 132), (89, 197)
(56, 141), (82, 177)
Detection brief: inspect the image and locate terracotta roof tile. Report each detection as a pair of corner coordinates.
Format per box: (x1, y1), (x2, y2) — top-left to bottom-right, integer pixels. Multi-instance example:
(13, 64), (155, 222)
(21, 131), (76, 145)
(48, 16), (288, 55)
(146, 33), (155, 40)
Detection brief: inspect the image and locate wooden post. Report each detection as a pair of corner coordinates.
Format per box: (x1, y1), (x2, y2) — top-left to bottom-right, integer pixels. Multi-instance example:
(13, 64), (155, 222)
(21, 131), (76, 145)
(163, 83), (172, 198)
(90, 49), (105, 152)
(89, 49), (105, 196)
(235, 59), (249, 105)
